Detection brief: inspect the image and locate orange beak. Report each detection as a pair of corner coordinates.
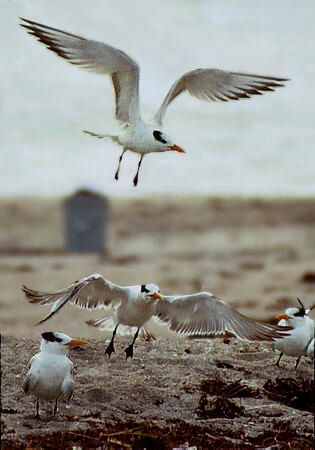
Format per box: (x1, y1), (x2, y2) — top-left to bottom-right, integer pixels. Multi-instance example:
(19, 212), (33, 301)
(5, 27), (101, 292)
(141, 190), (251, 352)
(149, 293), (164, 301)
(67, 339), (90, 347)
(170, 144), (186, 153)
(275, 314), (290, 321)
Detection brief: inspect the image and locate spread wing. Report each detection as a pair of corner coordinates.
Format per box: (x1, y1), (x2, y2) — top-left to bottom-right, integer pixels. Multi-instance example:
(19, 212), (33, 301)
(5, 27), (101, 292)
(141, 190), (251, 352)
(155, 292), (290, 341)
(154, 68), (288, 125)
(22, 274), (129, 325)
(20, 18), (140, 125)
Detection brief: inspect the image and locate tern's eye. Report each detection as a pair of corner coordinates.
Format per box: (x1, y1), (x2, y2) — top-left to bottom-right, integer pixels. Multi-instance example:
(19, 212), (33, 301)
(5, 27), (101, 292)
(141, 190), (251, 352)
(153, 130), (167, 144)
(42, 332), (63, 343)
(141, 284), (150, 293)
(293, 310), (305, 317)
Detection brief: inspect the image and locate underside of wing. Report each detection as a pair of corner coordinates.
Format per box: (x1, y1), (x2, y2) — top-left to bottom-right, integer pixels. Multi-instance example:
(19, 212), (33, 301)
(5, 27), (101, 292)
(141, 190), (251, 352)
(154, 68), (289, 125)
(22, 275), (128, 324)
(20, 18), (140, 125)
(155, 292), (290, 341)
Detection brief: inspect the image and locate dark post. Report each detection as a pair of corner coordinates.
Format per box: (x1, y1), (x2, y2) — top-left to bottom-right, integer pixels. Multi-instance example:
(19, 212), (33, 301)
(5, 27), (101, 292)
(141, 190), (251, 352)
(64, 189), (108, 253)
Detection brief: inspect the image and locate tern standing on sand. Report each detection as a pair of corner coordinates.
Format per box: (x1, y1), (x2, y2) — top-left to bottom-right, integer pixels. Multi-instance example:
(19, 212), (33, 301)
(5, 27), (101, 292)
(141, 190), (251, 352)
(274, 299), (314, 369)
(23, 275), (290, 360)
(20, 18), (288, 186)
(23, 332), (89, 418)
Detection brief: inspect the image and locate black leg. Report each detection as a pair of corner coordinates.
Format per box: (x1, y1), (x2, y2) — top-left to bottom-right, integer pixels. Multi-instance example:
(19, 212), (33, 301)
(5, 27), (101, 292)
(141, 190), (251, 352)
(275, 352), (283, 367)
(53, 399), (58, 416)
(295, 356), (301, 369)
(105, 324), (119, 358)
(125, 328), (140, 360)
(115, 149), (127, 180)
(133, 155), (144, 186)
(36, 398), (40, 419)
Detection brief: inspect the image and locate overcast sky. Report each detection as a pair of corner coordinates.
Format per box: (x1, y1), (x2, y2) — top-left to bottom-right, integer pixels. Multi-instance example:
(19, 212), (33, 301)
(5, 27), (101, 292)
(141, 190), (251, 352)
(2, 0), (315, 197)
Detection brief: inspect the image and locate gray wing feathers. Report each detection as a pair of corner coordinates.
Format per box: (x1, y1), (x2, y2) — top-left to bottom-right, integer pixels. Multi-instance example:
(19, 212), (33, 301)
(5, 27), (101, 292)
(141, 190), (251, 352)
(62, 362), (74, 401)
(62, 380), (74, 402)
(154, 68), (288, 125)
(155, 293), (289, 341)
(20, 18), (140, 125)
(23, 355), (38, 394)
(23, 373), (34, 394)
(22, 275), (128, 325)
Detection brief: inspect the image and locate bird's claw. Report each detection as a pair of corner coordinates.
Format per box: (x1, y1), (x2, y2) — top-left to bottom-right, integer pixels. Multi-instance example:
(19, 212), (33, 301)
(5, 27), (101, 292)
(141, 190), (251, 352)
(105, 342), (115, 358)
(125, 345), (134, 360)
(133, 176), (138, 187)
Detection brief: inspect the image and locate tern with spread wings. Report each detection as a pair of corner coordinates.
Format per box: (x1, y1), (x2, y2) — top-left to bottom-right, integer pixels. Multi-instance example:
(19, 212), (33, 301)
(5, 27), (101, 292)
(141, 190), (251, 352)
(23, 274), (290, 360)
(20, 18), (288, 186)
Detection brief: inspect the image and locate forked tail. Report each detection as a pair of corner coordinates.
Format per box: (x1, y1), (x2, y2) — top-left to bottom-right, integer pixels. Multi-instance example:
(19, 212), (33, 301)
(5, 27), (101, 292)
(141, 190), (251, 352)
(83, 130), (119, 143)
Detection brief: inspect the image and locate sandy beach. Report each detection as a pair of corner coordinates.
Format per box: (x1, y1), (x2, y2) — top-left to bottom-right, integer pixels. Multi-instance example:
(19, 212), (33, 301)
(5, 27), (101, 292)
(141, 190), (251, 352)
(1, 196), (315, 448)
(1, 196), (315, 338)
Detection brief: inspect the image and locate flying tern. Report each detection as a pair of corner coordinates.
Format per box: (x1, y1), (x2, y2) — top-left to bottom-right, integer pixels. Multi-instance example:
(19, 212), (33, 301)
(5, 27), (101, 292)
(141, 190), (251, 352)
(23, 331), (89, 419)
(23, 275), (290, 360)
(20, 18), (289, 186)
(274, 298), (314, 369)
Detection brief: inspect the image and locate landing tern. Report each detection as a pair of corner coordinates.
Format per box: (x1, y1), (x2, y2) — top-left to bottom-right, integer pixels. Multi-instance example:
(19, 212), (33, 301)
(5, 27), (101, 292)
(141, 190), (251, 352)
(23, 275), (290, 359)
(274, 298), (314, 369)
(20, 18), (289, 186)
(23, 331), (89, 419)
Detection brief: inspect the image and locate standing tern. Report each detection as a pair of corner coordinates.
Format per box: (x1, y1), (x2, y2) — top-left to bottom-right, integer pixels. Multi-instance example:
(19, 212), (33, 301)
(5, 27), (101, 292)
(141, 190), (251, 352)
(274, 298), (314, 369)
(22, 275), (290, 360)
(23, 331), (89, 419)
(20, 18), (289, 186)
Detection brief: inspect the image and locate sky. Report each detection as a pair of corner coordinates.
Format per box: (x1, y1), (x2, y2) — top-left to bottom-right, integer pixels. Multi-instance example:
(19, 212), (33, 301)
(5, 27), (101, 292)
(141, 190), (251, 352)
(2, 0), (315, 197)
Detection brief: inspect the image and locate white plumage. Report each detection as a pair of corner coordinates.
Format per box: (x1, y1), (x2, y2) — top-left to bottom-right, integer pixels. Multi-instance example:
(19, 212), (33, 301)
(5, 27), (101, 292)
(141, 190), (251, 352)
(23, 332), (89, 418)
(20, 18), (288, 186)
(274, 299), (314, 369)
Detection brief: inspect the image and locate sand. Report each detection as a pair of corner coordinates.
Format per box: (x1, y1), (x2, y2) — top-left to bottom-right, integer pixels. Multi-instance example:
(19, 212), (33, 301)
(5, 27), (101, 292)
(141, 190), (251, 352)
(1, 196), (314, 448)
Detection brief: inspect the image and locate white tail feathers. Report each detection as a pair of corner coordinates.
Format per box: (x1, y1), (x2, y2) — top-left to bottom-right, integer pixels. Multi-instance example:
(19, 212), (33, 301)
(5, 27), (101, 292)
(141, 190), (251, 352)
(86, 316), (154, 337)
(86, 316), (115, 331)
(83, 130), (119, 143)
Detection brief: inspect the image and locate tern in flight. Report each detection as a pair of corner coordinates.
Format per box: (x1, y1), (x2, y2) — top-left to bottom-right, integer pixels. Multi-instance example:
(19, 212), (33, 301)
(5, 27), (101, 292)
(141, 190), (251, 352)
(20, 18), (288, 186)
(23, 274), (290, 360)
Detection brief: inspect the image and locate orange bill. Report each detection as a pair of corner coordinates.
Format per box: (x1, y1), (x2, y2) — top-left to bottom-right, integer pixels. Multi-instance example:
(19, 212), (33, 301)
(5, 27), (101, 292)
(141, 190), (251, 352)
(67, 339), (90, 347)
(170, 144), (186, 153)
(275, 314), (290, 321)
(150, 293), (164, 301)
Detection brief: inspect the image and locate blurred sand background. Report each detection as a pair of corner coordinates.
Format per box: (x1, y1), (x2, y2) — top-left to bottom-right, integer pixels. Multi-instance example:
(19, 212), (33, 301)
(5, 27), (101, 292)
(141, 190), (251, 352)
(1, 196), (314, 340)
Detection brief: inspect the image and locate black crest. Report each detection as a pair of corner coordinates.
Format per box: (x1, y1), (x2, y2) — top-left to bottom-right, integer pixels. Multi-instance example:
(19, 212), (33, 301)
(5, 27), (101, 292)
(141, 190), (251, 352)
(41, 332), (63, 343)
(294, 298), (306, 317)
(153, 130), (167, 144)
(141, 284), (150, 293)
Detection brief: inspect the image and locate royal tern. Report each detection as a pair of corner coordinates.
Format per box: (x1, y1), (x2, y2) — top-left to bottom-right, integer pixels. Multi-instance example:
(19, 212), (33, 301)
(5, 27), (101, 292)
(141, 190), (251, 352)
(20, 18), (289, 186)
(23, 331), (89, 418)
(274, 298), (314, 369)
(23, 276), (164, 359)
(23, 275), (289, 359)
